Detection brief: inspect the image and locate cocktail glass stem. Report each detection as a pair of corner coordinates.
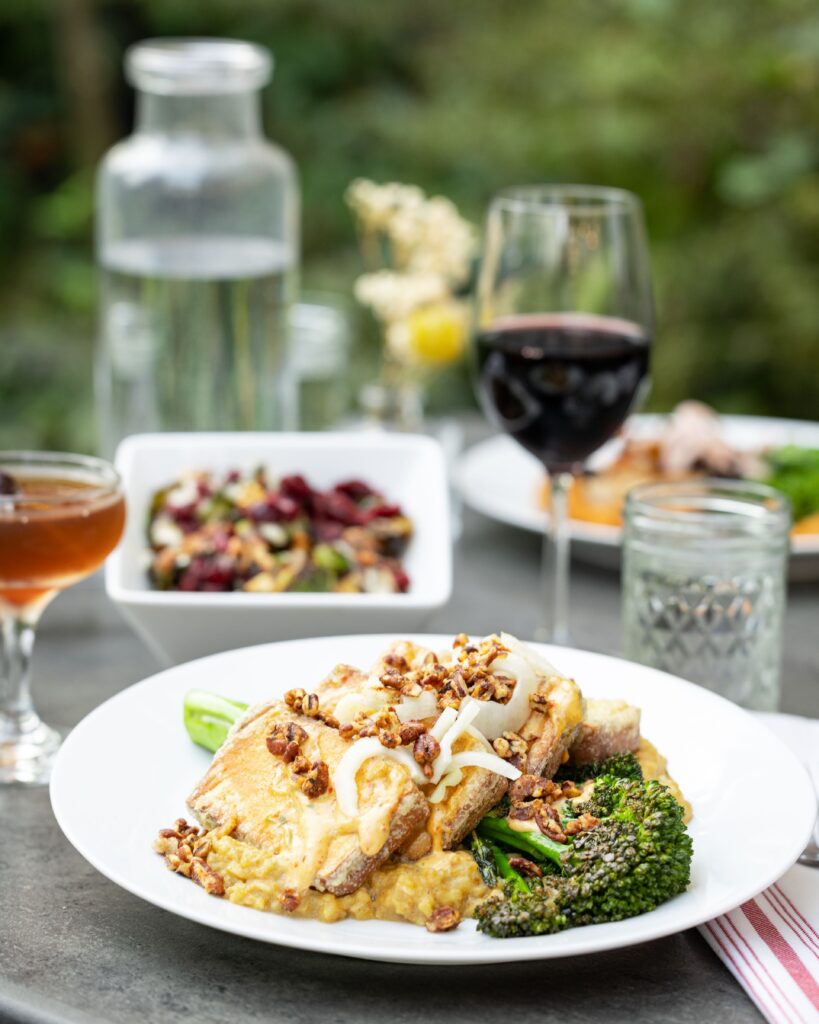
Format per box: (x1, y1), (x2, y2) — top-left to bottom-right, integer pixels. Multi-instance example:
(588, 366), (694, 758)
(537, 471), (573, 645)
(0, 603), (61, 784)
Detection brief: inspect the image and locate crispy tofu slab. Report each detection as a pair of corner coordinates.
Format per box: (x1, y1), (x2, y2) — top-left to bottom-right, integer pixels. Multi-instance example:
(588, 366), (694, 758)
(519, 674), (584, 777)
(187, 701), (428, 897)
(569, 698), (641, 764)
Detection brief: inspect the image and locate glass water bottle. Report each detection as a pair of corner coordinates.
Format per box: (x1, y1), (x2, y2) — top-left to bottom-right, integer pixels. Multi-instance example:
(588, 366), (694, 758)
(95, 39), (299, 455)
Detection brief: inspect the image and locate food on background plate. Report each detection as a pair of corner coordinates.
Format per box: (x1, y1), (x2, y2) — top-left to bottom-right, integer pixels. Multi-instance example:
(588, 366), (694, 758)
(541, 401), (819, 534)
(147, 469), (412, 594)
(154, 633), (693, 937)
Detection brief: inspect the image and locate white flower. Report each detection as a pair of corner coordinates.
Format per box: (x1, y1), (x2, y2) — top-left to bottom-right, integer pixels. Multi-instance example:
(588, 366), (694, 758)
(354, 270), (448, 323)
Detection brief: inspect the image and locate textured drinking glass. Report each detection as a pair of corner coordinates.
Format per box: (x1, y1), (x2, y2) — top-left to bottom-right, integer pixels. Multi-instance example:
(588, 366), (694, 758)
(473, 185), (653, 643)
(0, 452), (125, 783)
(623, 480), (790, 710)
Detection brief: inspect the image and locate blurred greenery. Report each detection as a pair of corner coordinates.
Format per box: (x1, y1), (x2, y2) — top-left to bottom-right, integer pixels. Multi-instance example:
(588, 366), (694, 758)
(1, 0), (818, 451)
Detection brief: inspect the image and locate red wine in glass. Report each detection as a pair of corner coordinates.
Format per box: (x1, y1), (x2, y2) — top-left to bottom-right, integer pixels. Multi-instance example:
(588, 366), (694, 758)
(476, 312), (650, 474)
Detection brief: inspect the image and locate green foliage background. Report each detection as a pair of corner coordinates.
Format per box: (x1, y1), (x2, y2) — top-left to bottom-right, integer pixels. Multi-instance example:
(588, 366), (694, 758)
(1, 0), (818, 451)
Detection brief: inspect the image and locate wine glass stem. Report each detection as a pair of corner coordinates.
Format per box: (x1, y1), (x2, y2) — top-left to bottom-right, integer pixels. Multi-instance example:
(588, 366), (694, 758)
(542, 471), (573, 645)
(0, 613), (40, 738)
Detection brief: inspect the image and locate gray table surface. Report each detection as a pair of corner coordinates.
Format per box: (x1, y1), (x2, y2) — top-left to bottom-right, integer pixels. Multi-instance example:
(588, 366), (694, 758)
(2, 500), (818, 1024)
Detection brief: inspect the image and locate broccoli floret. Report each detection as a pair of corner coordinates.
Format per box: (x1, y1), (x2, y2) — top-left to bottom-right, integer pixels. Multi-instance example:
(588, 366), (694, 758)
(554, 751), (643, 784)
(474, 774), (692, 938)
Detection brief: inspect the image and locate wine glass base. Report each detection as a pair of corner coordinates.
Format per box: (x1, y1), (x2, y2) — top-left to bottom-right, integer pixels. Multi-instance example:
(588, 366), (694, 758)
(0, 721), (65, 785)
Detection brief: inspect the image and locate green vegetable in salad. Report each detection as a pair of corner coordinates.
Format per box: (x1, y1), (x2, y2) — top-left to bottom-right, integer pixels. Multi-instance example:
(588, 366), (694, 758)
(764, 446), (819, 522)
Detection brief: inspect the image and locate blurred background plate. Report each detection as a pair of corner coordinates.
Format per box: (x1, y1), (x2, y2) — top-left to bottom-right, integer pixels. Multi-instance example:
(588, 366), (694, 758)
(453, 414), (819, 579)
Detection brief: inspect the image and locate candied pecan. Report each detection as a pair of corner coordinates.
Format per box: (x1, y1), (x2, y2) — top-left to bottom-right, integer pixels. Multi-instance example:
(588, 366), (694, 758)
(285, 722), (308, 745)
(379, 667), (404, 690)
(426, 906), (461, 932)
(165, 853), (193, 877)
(384, 652), (409, 670)
(174, 818), (199, 837)
(413, 732), (440, 779)
(508, 855), (543, 878)
(374, 709), (399, 731)
(509, 803), (535, 822)
(401, 681), (423, 698)
(492, 736), (512, 758)
(153, 835), (179, 855)
(448, 670), (469, 699)
(528, 691), (552, 711)
(190, 859), (225, 896)
(291, 754), (311, 774)
(302, 693), (321, 718)
(320, 713), (340, 730)
(282, 740), (301, 764)
(501, 731), (528, 756)
(420, 669), (446, 689)
(278, 889), (301, 913)
(493, 676), (514, 703)
(535, 805), (566, 843)
(378, 729), (400, 749)
(301, 761), (330, 799)
(193, 837), (212, 859)
(158, 827), (179, 840)
(398, 720), (427, 745)
(472, 677), (496, 701)
(559, 781), (581, 799)
(357, 720), (378, 738)
(510, 774), (549, 804)
(564, 813), (600, 836)
(452, 633), (469, 648)
(266, 733), (287, 756)
(509, 752), (526, 772)
(176, 842), (192, 863)
(284, 688), (306, 711)
(338, 722), (356, 741)
(533, 799), (559, 823)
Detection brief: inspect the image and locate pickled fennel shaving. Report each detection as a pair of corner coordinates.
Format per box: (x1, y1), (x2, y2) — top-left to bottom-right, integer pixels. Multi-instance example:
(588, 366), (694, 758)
(333, 697), (521, 816)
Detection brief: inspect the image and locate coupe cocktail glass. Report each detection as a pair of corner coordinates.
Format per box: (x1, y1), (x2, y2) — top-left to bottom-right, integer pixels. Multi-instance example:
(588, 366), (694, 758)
(0, 452), (125, 784)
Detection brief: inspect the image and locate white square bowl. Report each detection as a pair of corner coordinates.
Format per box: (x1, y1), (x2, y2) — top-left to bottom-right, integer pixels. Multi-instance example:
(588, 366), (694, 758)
(105, 432), (452, 665)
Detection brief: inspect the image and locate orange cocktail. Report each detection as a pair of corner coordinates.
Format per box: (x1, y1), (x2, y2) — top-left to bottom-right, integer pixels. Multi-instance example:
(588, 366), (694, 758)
(0, 452), (125, 784)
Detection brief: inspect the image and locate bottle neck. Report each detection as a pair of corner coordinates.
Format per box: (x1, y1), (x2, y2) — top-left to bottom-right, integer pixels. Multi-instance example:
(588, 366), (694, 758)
(135, 90), (262, 138)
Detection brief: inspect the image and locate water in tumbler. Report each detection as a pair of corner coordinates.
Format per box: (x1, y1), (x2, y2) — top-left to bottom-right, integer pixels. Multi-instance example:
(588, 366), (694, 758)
(96, 236), (296, 455)
(623, 549), (785, 711)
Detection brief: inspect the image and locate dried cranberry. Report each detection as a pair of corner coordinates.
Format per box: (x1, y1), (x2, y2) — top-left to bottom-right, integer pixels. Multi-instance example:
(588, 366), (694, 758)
(0, 471), (19, 496)
(314, 490), (363, 526)
(225, 470), (241, 484)
(266, 494), (301, 521)
(362, 503), (401, 522)
(393, 568), (410, 593)
(196, 479), (212, 499)
(280, 474), (314, 506)
(178, 555), (235, 592)
(313, 519), (345, 541)
(167, 502), (200, 532)
(334, 480), (374, 501)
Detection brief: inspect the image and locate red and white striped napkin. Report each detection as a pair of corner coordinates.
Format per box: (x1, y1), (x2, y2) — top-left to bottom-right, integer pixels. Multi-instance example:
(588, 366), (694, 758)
(699, 712), (819, 1024)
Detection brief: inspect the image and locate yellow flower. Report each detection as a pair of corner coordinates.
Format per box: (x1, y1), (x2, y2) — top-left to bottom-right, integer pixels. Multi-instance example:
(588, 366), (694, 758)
(406, 301), (468, 365)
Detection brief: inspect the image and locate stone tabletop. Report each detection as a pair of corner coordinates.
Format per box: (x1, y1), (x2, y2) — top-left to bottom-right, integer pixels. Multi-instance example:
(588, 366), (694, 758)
(1, 502), (817, 1024)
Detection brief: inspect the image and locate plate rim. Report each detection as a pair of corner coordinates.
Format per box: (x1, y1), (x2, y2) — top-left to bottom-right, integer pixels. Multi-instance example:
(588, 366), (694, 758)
(454, 414), (819, 555)
(50, 633), (816, 965)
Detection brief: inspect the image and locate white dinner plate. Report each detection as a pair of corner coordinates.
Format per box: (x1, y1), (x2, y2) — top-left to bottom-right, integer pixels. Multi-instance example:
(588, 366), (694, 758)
(454, 414), (819, 578)
(51, 634), (814, 965)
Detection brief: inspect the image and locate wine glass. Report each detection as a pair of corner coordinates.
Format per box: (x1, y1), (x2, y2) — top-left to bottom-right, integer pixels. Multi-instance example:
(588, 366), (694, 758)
(0, 452), (125, 784)
(472, 185), (653, 644)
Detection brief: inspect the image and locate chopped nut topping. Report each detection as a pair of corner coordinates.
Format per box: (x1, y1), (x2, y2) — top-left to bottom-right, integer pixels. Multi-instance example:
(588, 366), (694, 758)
(320, 712), (340, 730)
(338, 722), (356, 741)
(302, 693), (321, 717)
(507, 855), (544, 878)
(412, 732), (441, 779)
(301, 760), (330, 799)
(426, 906), (461, 932)
(398, 720), (427, 745)
(510, 774), (552, 804)
(564, 813), (600, 836)
(535, 805), (567, 843)
(291, 754), (311, 774)
(284, 687), (306, 711)
(528, 691), (551, 711)
(492, 735), (512, 758)
(378, 729), (400, 749)
(190, 859), (225, 895)
(278, 889), (301, 912)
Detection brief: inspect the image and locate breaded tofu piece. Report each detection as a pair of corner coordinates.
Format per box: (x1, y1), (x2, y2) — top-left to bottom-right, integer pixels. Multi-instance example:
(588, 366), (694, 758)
(569, 698), (641, 764)
(187, 701), (428, 897)
(519, 673), (584, 778)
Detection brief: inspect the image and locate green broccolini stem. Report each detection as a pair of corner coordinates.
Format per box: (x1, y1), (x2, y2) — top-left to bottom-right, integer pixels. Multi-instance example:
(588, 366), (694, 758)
(478, 817), (566, 868)
(489, 841), (530, 894)
(183, 689), (248, 752)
